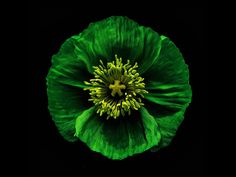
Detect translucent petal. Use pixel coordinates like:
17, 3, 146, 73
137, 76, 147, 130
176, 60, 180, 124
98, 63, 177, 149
143, 36, 192, 148
75, 106, 161, 160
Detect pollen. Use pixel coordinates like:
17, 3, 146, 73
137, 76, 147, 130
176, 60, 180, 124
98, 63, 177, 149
84, 54, 148, 119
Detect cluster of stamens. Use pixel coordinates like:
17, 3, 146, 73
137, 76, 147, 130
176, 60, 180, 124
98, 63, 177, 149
84, 55, 148, 119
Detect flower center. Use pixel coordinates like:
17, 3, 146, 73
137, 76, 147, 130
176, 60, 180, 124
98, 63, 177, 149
84, 55, 148, 119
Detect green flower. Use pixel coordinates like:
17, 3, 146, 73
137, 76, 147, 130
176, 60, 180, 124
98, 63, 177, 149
46, 16, 192, 160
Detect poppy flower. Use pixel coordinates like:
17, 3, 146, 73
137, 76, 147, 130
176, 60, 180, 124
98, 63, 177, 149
46, 16, 192, 160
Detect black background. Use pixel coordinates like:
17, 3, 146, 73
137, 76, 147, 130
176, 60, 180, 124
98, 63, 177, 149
28, 2, 208, 176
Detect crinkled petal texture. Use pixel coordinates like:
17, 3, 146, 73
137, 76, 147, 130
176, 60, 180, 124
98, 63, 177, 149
143, 36, 192, 148
47, 38, 94, 142
75, 106, 161, 159
46, 16, 192, 160
71, 16, 162, 74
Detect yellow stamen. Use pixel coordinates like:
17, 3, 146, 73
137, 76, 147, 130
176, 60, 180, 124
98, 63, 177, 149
84, 54, 148, 119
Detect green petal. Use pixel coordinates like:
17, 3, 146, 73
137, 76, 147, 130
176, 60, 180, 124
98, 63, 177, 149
46, 37, 95, 141
143, 36, 192, 148
75, 106, 161, 160
144, 89, 191, 148
47, 37, 93, 86
46, 76, 92, 142
71, 16, 161, 74
143, 35, 190, 86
